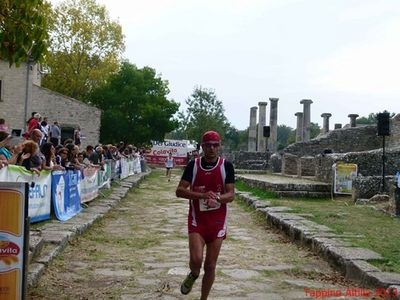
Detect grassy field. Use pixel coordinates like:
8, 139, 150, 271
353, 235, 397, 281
236, 180, 400, 273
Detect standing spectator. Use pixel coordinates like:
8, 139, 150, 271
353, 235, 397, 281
50, 121, 61, 147
40, 116, 50, 145
74, 126, 81, 147
23, 112, 40, 139
0, 118, 9, 133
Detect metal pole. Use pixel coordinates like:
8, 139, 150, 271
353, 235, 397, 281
382, 136, 385, 192
23, 60, 31, 132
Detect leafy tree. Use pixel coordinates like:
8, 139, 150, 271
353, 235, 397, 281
310, 122, 320, 139
88, 61, 179, 145
0, 0, 50, 66
179, 86, 230, 143
42, 0, 124, 100
277, 124, 294, 150
357, 111, 396, 125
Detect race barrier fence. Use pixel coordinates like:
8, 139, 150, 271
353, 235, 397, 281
0, 157, 143, 224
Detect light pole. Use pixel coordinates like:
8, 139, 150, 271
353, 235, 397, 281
23, 55, 35, 131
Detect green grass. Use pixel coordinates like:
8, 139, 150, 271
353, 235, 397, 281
236, 180, 400, 273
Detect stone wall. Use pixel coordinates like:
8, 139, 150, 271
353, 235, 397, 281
223, 151, 269, 170
284, 126, 381, 156
0, 60, 101, 148
281, 153, 298, 175
32, 86, 101, 148
387, 114, 400, 149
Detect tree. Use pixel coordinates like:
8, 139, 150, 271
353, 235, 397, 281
357, 111, 396, 125
179, 86, 230, 143
42, 0, 124, 100
0, 0, 49, 66
88, 61, 179, 145
277, 125, 294, 150
310, 122, 320, 139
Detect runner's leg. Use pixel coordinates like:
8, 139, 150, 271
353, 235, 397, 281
201, 237, 223, 300
188, 232, 205, 276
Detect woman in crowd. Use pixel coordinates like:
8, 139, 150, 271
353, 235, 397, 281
40, 142, 64, 171
0, 131, 22, 166
15, 140, 41, 175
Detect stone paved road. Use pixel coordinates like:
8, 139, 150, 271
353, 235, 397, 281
28, 169, 364, 300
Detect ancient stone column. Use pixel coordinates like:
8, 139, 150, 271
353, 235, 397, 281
268, 98, 279, 153
321, 113, 332, 134
348, 114, 359, 127
334, 123, 342, 129
295, 112, 303, 142
257, 102, 268, 152
248, 106, 258, 151
300, 99, 313, 142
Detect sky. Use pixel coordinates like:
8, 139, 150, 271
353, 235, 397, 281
52, 0, 400, 130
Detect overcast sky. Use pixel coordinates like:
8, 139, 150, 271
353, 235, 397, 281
52, 0, 400, 130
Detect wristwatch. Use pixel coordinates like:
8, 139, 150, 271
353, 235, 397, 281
216, 195, 221, 203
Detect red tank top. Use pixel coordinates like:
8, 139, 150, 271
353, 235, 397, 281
189, 157, 227, 225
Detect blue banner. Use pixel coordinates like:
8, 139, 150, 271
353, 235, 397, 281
51, 170, 81, 221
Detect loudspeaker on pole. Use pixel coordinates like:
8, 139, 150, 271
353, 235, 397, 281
377, 112, 390, 136
263, 126, 270, 138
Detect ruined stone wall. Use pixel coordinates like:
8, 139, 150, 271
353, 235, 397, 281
387, 114, 400, 149
284, 126, 381, 156
223, 151, 269, 170
315, 149, 400, 183
281, 153, 298, 175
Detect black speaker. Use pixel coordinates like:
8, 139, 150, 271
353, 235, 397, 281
377, 113, 390, 136
263, 126, 270, 138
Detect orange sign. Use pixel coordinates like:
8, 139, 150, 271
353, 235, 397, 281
0, 183, 28, 300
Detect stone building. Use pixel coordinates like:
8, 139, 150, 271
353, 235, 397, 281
0, 60, 101, 147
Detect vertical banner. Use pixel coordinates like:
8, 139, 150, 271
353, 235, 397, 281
0, 182, 28, 300
51, 170, 82, 221
333, 163, 358, 194
80, 167, 99, 203
2, 166, 51, 223
97, 161, 111, 189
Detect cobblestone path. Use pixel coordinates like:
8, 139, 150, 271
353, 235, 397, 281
28, 169, 361, 300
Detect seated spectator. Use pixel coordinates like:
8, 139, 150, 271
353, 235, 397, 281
41, 142, 64, 171
16, 140, 41, 175
0, 118, 9, 133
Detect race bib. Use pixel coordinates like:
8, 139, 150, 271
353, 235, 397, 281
199, 199, 221, 212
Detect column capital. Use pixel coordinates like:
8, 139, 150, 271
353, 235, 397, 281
347, 114, 359, 118
300, 99, 313, 105
250, 106, 258, 110
321, 113, 332, 118
258, 101, 268, 106
295, 112, 303, 117
269, 97, 279, 103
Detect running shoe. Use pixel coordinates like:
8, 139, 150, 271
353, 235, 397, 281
180, 272, 198, 295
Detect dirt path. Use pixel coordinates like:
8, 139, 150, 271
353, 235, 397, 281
28, 169, 360, 300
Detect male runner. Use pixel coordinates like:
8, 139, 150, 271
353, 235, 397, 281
176, 130, 235, 299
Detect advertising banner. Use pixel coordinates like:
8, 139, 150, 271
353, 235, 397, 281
0, 182, 28, 300
80, 167, 99, 203
51, 170, 82, 221
333, 163, 358, 194
1, 166, 51, 223
120, 158, 130, 179
145, 139, 191, 166
97, 161, 111, 190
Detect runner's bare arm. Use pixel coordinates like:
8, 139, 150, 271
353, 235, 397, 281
218, 183, 235, 204
176, 179, 215, 200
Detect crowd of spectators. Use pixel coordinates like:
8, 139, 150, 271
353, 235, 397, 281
0, 114, 146, 174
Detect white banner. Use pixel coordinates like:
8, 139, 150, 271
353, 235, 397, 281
1, 165, 52, 222
80, 167, 99, 203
